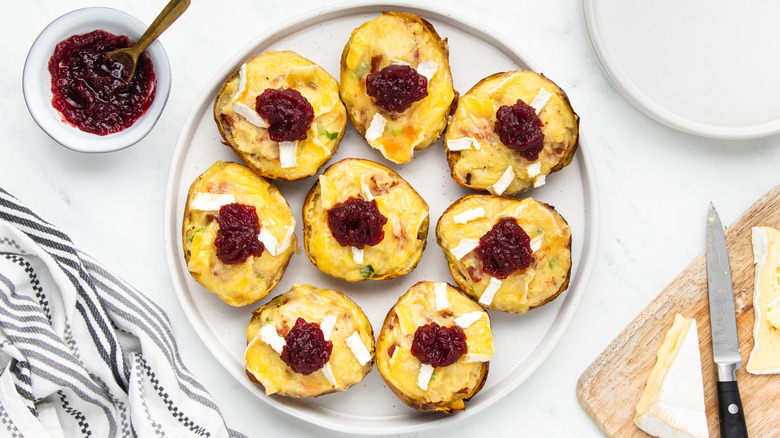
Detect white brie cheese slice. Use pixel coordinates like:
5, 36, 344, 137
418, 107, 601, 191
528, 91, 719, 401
530, 237, 543, 253
352, 247, 364, 264
233, 63, 248, 101
434, 282, 449, 311
747, 226, 780, 374
417, 364, 434, 390
232, 102, 269, 128
321, 362, 337, 387
320, 313, 337, 340
345, 332, 371, 366
454, 311, 484, 329
490, 166, 515, 195
634, 315, 709, 438
462, 353, 491, 363
450, 238, 480, 260
278, 141, 298, 168
479, 277, 502, 306
446, 136, 481, 151
366, 113, 387, 142
533, 174, 546, 188
529, 87, 552, 113
526, 161, 542, 178
259, 324, 286, 354
189, 193, 235, 211
257, 228, 279, 256
416, 59, 438, 81
453, 207, 486, 224
277, 224, 295, 255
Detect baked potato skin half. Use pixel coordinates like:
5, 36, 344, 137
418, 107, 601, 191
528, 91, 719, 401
445, 70, 579, 195
302, 158, 429, 282
182, 161, 296, 307
435, 195, 572, 313
245, 284, 375, 398
340, 11, 457, 163
376, 281, 493, 413
214, 50, 347, 181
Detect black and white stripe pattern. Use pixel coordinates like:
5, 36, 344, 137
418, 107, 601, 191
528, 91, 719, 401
0, 188, 246, 437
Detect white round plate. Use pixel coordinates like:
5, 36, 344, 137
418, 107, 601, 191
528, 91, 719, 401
164, 2, 599, 434
583, 0, 780, 139
22, 7, 171, 153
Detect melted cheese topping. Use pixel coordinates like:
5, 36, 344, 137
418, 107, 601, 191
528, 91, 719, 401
340, 12, 455, 163
746, 226, 780, 374
182, 161, 297, 307
215, 50, 346, 180
444, 70, 578, 195
376, 282, 494, 411
245, 284, 374, 397
436, 195, 571, 313
305, 159, 428, 282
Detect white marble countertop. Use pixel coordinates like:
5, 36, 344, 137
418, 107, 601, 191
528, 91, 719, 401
3, 0, 779, 436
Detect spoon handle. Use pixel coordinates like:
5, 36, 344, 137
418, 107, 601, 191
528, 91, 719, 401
132, 0, 190, 56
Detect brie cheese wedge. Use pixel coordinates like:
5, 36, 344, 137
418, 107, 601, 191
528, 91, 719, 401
746, 226, 780, 374
634, 314, 709, 438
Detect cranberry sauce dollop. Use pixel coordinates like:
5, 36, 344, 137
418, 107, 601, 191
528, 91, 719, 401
494, 99, 544, 161
254, 88, 314, 142
475, 217, 533, 279
327, 197, 387, 249
366, 64, 428, 113
411, 322, 467, 368
280, 318, 333, 375
214, 203, 265, 264
48, 30, 156, 135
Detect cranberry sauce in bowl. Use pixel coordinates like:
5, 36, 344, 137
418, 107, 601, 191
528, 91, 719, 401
23, 7, 171, 152
48, 30, 156, 136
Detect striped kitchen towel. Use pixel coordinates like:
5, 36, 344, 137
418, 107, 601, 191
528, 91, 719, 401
0, 187, 246, 438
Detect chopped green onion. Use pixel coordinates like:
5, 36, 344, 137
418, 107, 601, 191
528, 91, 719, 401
359, 265, 375, 279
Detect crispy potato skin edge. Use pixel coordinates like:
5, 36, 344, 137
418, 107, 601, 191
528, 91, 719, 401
434, 194, 573, 314
301, 158, 429, 282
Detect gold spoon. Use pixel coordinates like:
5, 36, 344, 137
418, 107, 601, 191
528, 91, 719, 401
104, 0, 190, 82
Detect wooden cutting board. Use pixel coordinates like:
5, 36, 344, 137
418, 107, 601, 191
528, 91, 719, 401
577, 184, 780, 437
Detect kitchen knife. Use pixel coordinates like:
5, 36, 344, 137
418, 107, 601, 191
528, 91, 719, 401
705, 203, 749, 437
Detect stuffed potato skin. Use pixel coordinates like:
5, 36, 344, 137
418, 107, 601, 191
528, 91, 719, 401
435, 195, 572, 313
445, 70, 578, 195
245, 284, 375, 398
340, 11, 457, 163
182, 161, 296, 307
302, 158, 429, 282
376, 281, 493, 412
214, 50, 347, 181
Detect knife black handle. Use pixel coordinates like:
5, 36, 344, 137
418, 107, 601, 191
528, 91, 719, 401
717, 380, 748, 437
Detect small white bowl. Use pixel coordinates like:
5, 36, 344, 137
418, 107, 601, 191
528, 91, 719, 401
23, 7, 171, 153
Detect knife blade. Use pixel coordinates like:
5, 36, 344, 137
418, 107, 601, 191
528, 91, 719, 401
705, 202, 748, 437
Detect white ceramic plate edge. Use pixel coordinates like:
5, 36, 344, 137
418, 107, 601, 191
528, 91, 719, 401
164, 1, 600, 434
582, 0, 780, 140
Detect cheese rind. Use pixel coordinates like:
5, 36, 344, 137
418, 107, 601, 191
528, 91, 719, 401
746, 226, 780, 374
634, 314, 708, 438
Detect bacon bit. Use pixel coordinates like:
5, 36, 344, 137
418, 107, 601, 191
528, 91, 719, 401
441, 310, 454, 318
467, 261, 483, 283
368, 172, 396, 197
221, 114, 235, 128
371, 55, 384, 73
387, 344, 397, 358
392, 218, 409, 249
